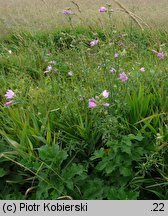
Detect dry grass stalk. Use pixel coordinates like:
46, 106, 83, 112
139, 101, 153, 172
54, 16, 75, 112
71, 1, 82, 13
112, 0, 150, 31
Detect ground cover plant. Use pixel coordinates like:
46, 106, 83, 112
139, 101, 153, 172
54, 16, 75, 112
0, 1, 168, 200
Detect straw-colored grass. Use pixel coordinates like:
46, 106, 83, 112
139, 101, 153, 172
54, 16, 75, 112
0, 0, 168, 35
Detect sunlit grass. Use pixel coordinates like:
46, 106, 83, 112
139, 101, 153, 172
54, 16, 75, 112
0, 0, 168, 200
0, 0, 168, 36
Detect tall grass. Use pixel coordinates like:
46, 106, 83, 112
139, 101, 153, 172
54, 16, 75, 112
0, 0, 168, 37
0, 2, 168, 200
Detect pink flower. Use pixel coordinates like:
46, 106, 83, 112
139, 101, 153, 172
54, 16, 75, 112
47, 65, 52, 71
63, 10, 74, 15
88, 98, 97, 108
139, 67, 145, 72
5, 89, 15, 99
90, 39, 99, 47
119, 72, 128, 82
114, 53, 119, 58
80, 96, 84, 101
102, 90, 109, 98
99, 7, 107, 12
110, 68, 116, 73
157, 52, 164, 59
152, 50, 165, 59
103, 103, 110, 107
4, 100, 13, 107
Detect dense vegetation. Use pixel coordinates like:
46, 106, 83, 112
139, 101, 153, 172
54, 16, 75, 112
0, 5, 168, 199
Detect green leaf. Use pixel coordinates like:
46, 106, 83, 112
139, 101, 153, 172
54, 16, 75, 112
82, 179, 106, 199
0, 130, 19, 148
135, 132, 144, 141
105, 163, 117, 174
128, 134, 136, 140
108, 187, 139, 199
121, 145, 132, 155
38, 145, 68, 166
32, 135, 48, 145
63, 163, 85, 180
119, 167, 132, 177
90, 148, 105, 160
36, 181, 53, 199
96, 157, 111, 172
0, 168, 7, 177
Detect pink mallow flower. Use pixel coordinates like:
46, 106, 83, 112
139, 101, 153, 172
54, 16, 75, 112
152, 50, 165, 59
102, 90, 109, 98
5, 89, 15, 99
114, 53, 119, 58
157, 52, 165, 59
80, 96, 84, 101
63, 10, 74, 15
119, 72, 128, 82
88, 98, 97, 108
110, 68, 116, 73
47, 65, 52, 71
99, 7, 107, 12
103, 103, 110, 107
139, 67, 145, 72
4, 100, 13, 107
90, 39, 99, 47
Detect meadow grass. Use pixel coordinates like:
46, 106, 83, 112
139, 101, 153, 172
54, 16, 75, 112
0, 0, 168, 36
0, 1, 168, 200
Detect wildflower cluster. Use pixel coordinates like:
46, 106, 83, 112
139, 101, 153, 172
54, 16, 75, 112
88, 90, 110, 108
119, 72, 128, 82
90, 39, 99, 47
110, 66, 129, 82
44, 60, 57, 75
4, 89, 15, 107
152, 49, 165, 59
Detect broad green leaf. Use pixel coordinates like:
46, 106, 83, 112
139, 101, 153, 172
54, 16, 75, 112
0, 168, 7, 177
